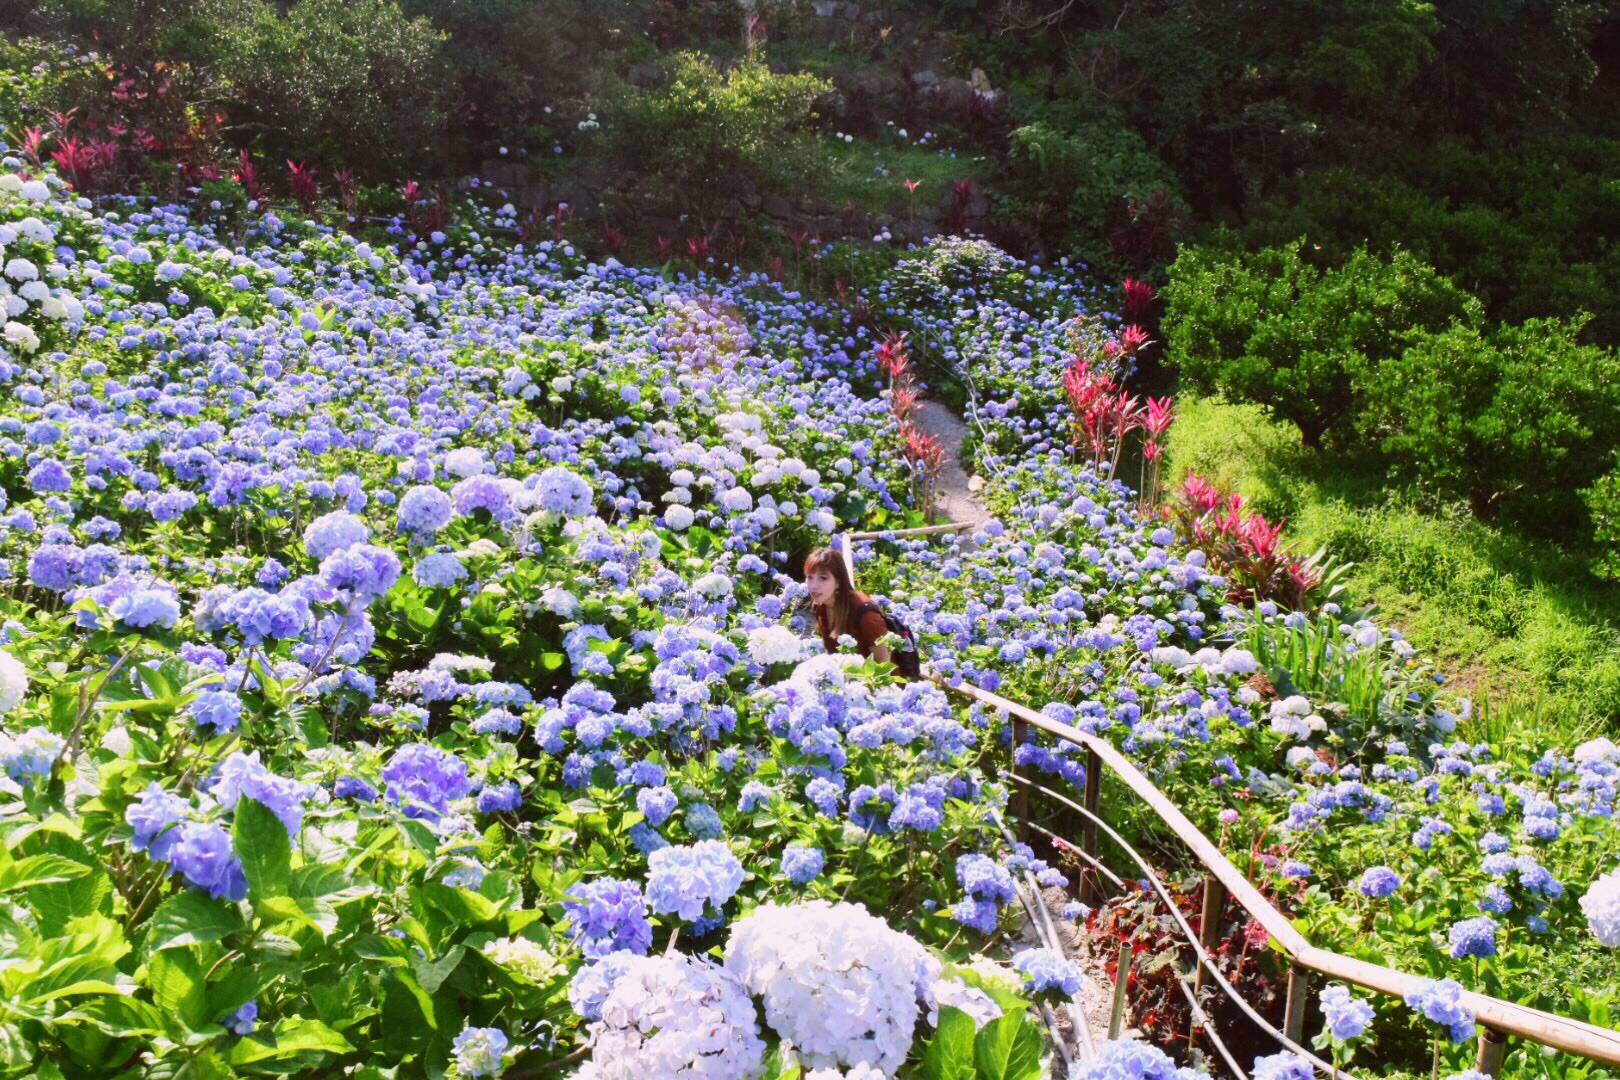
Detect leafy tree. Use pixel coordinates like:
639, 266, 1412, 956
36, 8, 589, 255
220, 0, 450, 174
1355, 315, 1620, 526
1163, 238, 1479, 447
597, 52, 830, 233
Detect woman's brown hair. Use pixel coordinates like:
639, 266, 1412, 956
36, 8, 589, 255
804, 546, 863, 638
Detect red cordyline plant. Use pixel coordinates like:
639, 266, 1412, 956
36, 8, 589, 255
332, 169, 359, 221
287, 161, 319, 212
1123, 277, 1156, 323
900, 421, 946, 519
21, 127, 47, 165
1138, 395, 1175, 511
236, 150, 264, 202
1063, 358, 1144, 480
50, 137, 99, 189
1171, 472, 1337, 611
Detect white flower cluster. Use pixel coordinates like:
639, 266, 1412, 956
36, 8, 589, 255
0, 648, 27, 715
1268, 695, 1325, 740
724, 900, 940, 1074
1580, 866, 1620, 947
747, 626, 807, 666
578, 953, 766, 1079
483, 936, 562, 982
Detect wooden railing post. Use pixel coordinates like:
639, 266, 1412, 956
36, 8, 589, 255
1010, 714, 1030, 841
1283, 966, 1311, 1044
1478, 1027, 1509, 1077
1081, 746, 1101, 904
1193, 873, 1227, 996
1109, 944, 1132, 1040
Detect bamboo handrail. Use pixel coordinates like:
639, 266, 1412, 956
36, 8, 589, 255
945, 678, 1620, 1068
844, 522, 977, 541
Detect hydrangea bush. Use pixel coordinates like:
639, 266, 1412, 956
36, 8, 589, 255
0, 155, 1611, 1080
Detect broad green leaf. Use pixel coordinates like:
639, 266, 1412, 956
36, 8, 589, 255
973, 1010, 1044, 1080
226, 1017, 353, 1067
148, 948, 210, 1032
259, 894, 339, 939
147, 892, 245, 951
57, 995, 170, 1038
412, 945, 465, 995
922, 1005, 979, 1080
233, 796, 291, 902
0, 1022, 34, 1072
0, 854, 91, 892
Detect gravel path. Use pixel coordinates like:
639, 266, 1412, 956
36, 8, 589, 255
1012, 885, 1130, 1075
909, 397, 991, 531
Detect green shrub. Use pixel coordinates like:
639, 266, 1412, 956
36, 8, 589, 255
1001, 108, 1183, 269
1354, 315, 1620, 527
220, 0, 450, 174
596, 52, 830, 233
1163, 238, 1480, 447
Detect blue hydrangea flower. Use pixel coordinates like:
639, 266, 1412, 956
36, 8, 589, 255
221, 1001, 257, 1036
780, 843, 824, 884
1358, 866, 1402, 898
382, 744, 473, 820
1448, 916, 1499, 959
1252, 1052, 1314, 1080
188, 689, 243, 734
1319, 985, 1374, 1041
476, 780, 522, 815
644, 840, 744, 921
1013, 947, 1083, 998
1404, 977, 1477, 1043
451, 1025, 508, 1078
564, 878, 653, 958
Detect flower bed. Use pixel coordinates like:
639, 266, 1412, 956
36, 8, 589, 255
0, 163, 1612, 1080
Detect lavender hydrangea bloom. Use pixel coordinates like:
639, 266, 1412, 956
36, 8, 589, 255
303, 510, 369, 561
1319, 985, 1374, 1041
564, 878, 654, 958
645, 840, 744, 921
1405, 977, 1477, 1043
221, 1002, 257, 1036
169, 820, 247, 901
382, 744, 474, 820
126, 782, 189, 862
396, 485, 453, 535
780, 843, 824, 884
188, 689, 243, 734
1358, 866, 1402, 898
1069, 1039, 1202, 1080
1252, 1052, 1315, 1080
320, 544, 401, 600
476, 780, 522, 814
1012, 947, 1084, 998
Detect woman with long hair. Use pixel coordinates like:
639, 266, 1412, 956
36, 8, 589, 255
803, 546, 891, 666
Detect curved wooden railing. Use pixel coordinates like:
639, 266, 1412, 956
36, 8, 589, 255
950, 680, 1620, 1074
835, 529, 1620, 1075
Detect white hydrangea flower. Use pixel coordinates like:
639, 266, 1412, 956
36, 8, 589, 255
3, 320, 39, 353
693, 572, 733, 599
0, 649, 27, 715
928, 978, 1003, 1029
662, 487, 692, 505
1574, 738, 1619, 765
580, 953, 766, 1079
725, 900, 940, 1074
484, 936, 562, 982
1581, 867, 1620, 947
428, 653, 496, 675
541, 586, 581, 618
665, 505, 695, 531
444, 447, 487, 479
747, 626, 806, 666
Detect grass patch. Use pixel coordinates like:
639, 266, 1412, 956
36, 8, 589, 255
815, 135, 994, 217
1164, 393, 1620, 741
